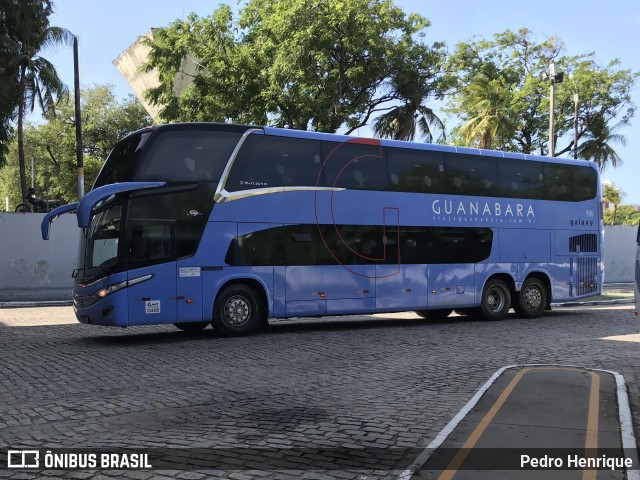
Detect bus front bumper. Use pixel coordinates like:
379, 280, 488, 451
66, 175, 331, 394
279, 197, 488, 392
73, 289, 129, 327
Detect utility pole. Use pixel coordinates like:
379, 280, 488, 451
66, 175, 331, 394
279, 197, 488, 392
543, 61, 564, 157
573, 90, 579, 159
74, 36, 85, 199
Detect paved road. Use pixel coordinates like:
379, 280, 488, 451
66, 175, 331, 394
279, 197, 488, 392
0, 305, 638, 479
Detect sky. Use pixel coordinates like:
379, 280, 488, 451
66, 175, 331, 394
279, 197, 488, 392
45, 0, 640, 203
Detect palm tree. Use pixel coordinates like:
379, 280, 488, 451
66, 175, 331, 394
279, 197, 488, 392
458, 75, 516, 150
602, 184, 622, 225
9, 1, 74, 200
373, 69, 445, 142
576, 115, 627, 172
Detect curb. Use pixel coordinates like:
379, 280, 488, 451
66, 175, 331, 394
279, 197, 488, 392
0, 300, 73, 308
554, 298, 634, 307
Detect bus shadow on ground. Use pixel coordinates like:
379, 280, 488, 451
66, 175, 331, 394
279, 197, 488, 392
73, 307, 601, 346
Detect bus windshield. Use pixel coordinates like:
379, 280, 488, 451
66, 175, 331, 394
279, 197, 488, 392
76, 203, 123, 280
94, 132, 151, 188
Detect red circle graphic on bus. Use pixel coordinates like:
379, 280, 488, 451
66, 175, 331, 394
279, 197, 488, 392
313, 138, 400, 278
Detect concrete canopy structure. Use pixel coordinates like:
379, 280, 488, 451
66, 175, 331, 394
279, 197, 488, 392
113, 29, 199, 120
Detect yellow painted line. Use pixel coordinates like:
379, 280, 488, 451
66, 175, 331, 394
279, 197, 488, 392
437, 367, 530, 480
582, 371, 601, 480
438, 367, 601, 480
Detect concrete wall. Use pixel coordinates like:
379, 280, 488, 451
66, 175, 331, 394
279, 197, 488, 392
603, 225, 638, 283
0, 213, 637, 302
0, 213, 78, 302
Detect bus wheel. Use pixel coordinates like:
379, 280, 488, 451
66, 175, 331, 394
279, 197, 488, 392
174, 321, 209, 332
518, 278, 547, 318
415, 309, 453, 320
213, 284, 260, 336
481, 279, 511, 320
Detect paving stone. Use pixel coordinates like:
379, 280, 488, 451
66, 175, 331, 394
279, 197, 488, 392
0, 305, 637, 480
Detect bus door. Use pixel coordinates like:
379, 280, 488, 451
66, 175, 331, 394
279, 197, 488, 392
126, 221, 178, 325
176, 262, 203, 323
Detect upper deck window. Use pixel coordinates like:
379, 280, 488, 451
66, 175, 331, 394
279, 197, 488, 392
387, 148, 445, 194
321, 141, 388, 191
225, 135, 322, 191
137, 130, 242, 182
497, 158, 544, 199
543, 163, 597, 201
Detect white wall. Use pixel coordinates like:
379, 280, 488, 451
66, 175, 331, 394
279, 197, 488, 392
603, 225, 638, 283
0, 213, 637, 302
0, 212, 78, 302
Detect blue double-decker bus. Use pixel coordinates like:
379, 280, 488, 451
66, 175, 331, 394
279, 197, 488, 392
42, 123, 603, 335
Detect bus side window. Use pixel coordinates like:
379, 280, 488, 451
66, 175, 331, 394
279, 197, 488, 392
497, 159, 543, 199
543, 164, 572, 201
226, 136, 322, 191
128, 224, 174, 263
445, 154, 497, 196
321, 141, 388, 191
386, 148, 444, 194
138, 130, 241, 183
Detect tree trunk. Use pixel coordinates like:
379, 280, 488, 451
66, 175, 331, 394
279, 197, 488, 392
17, 65, 28, 201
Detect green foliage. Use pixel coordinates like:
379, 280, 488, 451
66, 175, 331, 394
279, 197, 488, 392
143, 0, 449, 135
604, 205, 640, 226
447, 28, 638, 169
602, 183, 622, 207
0, 0, 28, 166
0, 0, 75, 199
0, 84, 152, 208
601, 184, 640, 225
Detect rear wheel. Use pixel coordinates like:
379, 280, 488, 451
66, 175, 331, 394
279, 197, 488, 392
15, 203, 31, 213
480, 279, 511, 320
174, 321, 209, 332
212, 284, 261, 336
518, 278, 547, 318
415, 309, 453, 320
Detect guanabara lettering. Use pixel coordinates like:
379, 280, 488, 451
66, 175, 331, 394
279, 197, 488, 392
432, 199, 535, 218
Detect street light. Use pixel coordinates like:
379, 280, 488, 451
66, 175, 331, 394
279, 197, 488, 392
541, 61, 564, 156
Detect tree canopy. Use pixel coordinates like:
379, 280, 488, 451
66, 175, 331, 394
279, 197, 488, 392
0, 84, 152, 207
142, 0, 449, 135
0, 0, 75, 199
446, 28, 637, 170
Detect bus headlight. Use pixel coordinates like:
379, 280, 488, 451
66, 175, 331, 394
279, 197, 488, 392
97, 280, 128, 298
76, 275, 154, 308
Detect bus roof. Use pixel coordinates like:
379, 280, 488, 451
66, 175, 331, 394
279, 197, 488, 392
127, 122, 598, 171
262, 126, 599, 170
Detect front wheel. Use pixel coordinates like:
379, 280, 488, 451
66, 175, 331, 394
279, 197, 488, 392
15, 203, 31, 213
212, 284, 262, 336
480, 279, 511, 320
518, 278, 547, 318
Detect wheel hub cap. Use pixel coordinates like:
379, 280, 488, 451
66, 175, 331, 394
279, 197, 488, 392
525, 287, 542, 309
225, 296, 250, 326
487, 289, 504, 312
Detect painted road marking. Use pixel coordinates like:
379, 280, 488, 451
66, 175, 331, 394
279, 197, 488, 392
398, 364, 639, 480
